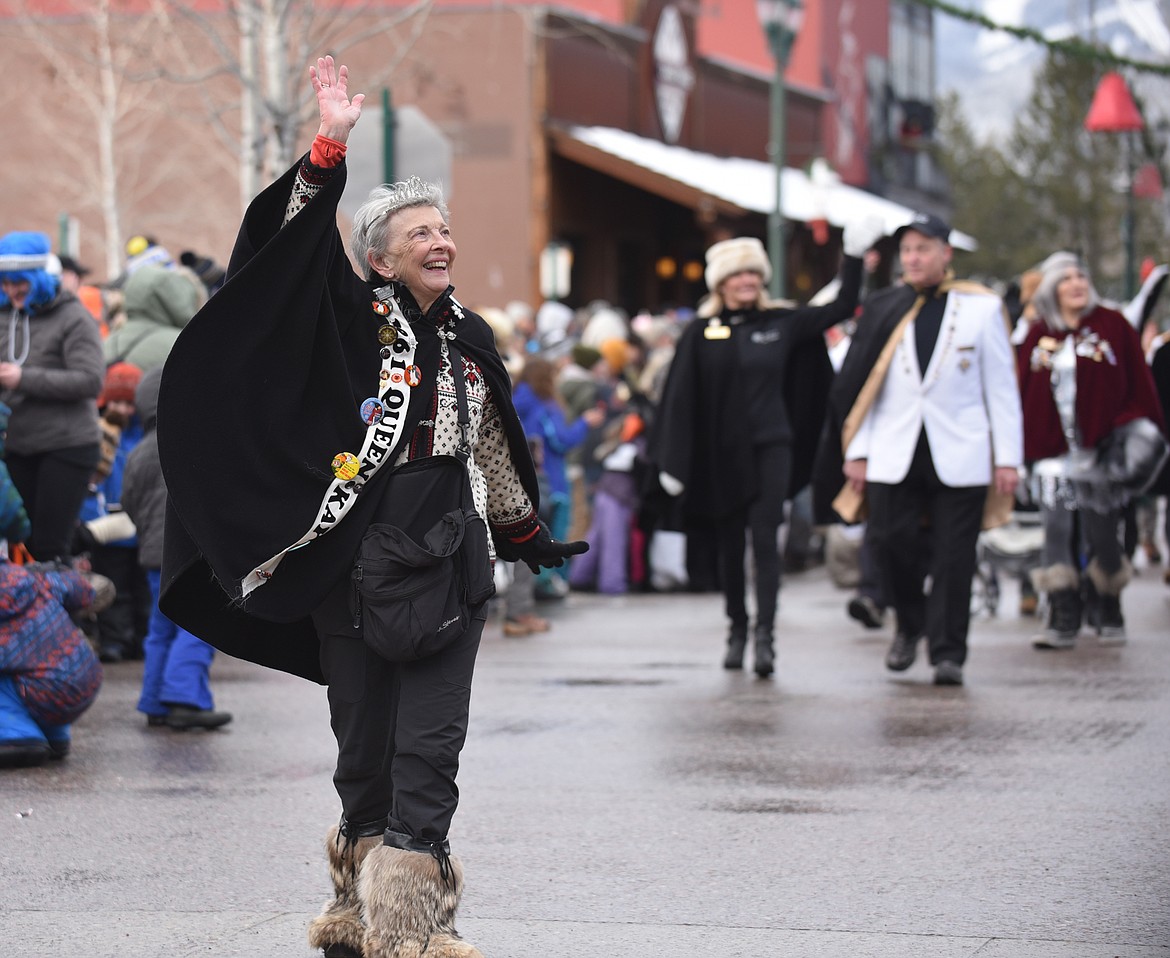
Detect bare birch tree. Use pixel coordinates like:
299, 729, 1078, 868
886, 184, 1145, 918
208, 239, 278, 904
149, 0, 436, 205
0, 0, 179, 276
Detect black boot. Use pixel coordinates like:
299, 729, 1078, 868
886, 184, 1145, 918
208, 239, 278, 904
723, 625, 748, 670
1033, 588, 1081, 649
753, 627, 774, 678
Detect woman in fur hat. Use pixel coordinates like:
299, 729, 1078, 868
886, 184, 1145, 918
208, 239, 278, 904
0, 231, 104, 563
651, 221, 882, 677
1019, 252, 1165, 647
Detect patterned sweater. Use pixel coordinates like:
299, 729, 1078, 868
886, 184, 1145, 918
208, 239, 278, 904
0, 560, 102, 725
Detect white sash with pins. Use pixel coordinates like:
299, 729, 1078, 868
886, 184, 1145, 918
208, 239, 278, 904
240, 285, 419, 597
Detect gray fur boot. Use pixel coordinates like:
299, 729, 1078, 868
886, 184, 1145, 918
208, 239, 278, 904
1029, 562, 1080, 595
307, 822, 384, 957
358, 841, 484, 958
1087, 557, 1132, 642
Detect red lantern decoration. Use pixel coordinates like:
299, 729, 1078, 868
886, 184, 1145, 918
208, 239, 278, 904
1084, 72, 1144, 132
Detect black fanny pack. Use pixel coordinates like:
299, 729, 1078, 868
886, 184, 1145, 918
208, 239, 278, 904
348, 338, 494, 662
351, 453, 494, 661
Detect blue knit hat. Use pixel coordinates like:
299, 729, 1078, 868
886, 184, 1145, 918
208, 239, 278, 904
0, 231, 61, 311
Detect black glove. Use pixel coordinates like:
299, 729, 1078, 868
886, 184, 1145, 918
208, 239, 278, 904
496, 520, 588, 574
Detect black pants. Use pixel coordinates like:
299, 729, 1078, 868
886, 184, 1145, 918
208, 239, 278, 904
89, 544, 151, 656
314, 592, 486, 842
7, 443, 99, 561
866, 433, 985, 666
716, 442, 791, 631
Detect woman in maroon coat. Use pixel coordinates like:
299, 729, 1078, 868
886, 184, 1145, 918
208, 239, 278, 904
1019, 252, 1165, 647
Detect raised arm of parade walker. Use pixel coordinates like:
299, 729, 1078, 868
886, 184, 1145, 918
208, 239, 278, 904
309, 55, 366, 146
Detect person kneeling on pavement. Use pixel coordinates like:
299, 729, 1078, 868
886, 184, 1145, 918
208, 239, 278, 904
0, 556, 106, 767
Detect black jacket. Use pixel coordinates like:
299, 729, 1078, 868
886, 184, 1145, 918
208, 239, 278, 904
157, 158, 537, 683
649, 257, 862, 523
810, 282, 920, 524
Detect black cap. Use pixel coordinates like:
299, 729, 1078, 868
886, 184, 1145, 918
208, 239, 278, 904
893, 211, 952, 244
58, 255, 91, 276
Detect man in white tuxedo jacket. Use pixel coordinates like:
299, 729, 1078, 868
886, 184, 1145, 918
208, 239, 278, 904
841, 213, 1022, 686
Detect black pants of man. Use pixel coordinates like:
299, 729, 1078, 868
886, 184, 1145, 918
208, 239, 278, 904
314, 601, 487, 843
866, 433, 985, 667
716, 442, 791, 632
7, 443, 99, 561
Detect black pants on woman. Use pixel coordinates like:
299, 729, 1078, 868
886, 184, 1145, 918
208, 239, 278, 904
6, 443, 99, 561
716, 442, 791, 632
313, 592, 487, 842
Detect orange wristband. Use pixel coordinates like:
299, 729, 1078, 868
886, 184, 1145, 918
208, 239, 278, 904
310, 134, 347, 168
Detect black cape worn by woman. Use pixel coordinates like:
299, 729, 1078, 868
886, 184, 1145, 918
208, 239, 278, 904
156, 158, 537, 683
650, 299, 850, 525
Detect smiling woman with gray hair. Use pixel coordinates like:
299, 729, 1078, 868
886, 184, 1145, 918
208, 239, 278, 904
156, 55, 587, 958
1019, 251, 1166, 650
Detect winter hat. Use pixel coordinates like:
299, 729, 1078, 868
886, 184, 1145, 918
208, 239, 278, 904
704, 237, 771, 293
598, 337, 631, 375
1032, 251, 1100, 330
125, 235, 175, 275
100, 362, 143, 407
581, 306, 628, 349
535, 300, 573, 339
0, 231, 61, 311
570, 343, 602, 370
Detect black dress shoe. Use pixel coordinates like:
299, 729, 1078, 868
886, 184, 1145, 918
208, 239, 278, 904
885, 632, 918, 672
847, 595, 885, 630
164, 706, 233, 731
933, 661, 964, 686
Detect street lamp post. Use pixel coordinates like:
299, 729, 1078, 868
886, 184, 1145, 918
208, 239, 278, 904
1085, 71, 1145, 300
756, 0, 804, 300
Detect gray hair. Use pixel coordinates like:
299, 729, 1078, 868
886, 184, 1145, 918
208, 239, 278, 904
1031, 250, 1100, 331
351, 175, 450, 281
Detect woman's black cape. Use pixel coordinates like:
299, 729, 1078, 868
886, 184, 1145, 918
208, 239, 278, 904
156, 158, 536, 683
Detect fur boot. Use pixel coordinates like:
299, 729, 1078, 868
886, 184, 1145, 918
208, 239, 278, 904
1029, 563, 1080, 595
1087, 557, 1132, 642
307, 823, 384, 957
1086, 557, 1132, 597
358, 842, 484, 958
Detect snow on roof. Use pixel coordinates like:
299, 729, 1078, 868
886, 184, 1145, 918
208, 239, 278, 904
566, 125, 978, 251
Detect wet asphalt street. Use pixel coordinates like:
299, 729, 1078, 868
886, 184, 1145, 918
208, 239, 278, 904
2, 562, 1168, 958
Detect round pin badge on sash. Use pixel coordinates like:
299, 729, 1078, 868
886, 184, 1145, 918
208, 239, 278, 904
331, 452, 361, 482
372, 300, 390, 316
405, 365, 422, 387
360, 397, 386, 425
377, 324, 398, 345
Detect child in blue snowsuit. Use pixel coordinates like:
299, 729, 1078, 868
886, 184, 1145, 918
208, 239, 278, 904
121, 366, 231, 730
0, 557, 103, 766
